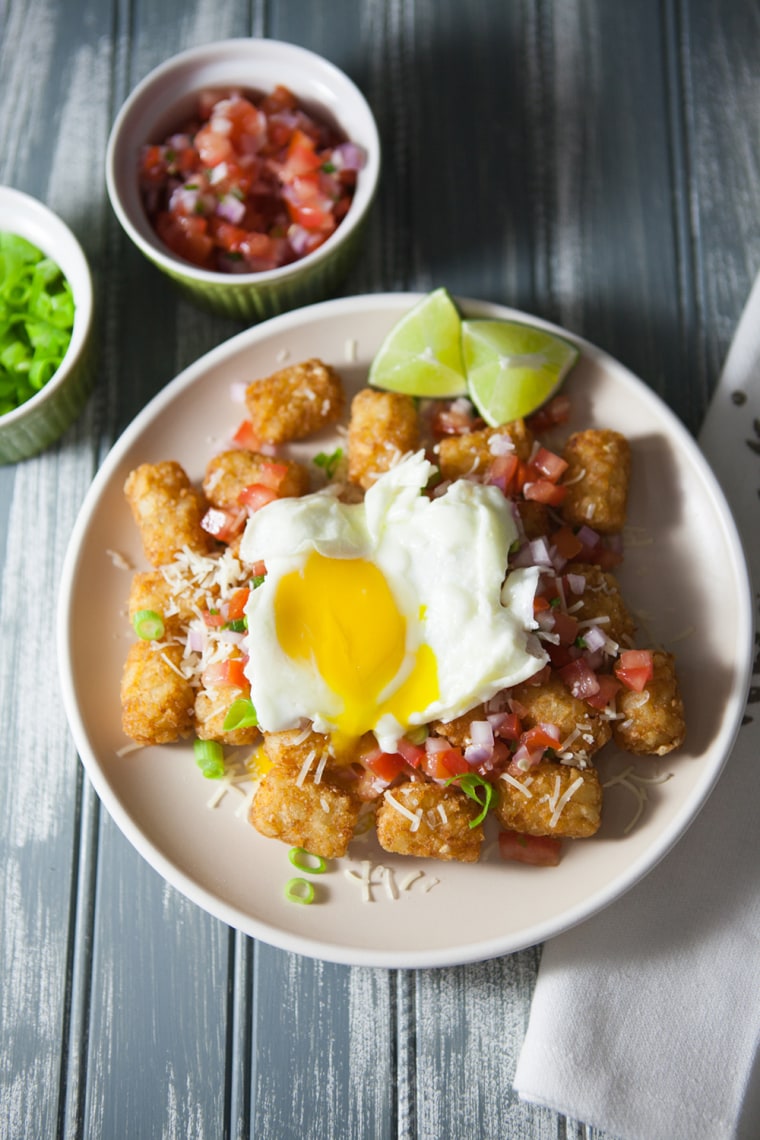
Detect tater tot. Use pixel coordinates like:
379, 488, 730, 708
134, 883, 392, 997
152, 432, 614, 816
437, 420, 533, 481
120, 641, 195, 745
561, 429, 630, 534
249, 764, 361, 858
124, 460, 214, 566
244, 358, 344, 443
430, 704, 488, 749
568, 562, 637, 648
194, 686, 260, 747
128, 570, 197, 637
509, 672, 611, 764
613, 650, 686, 756
375, 780, 483, 862
203, 449, 309, 508
496, 761, 602, 838
347, 388, 420, 489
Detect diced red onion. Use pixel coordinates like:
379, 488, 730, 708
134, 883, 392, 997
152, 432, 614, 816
566, 572, 586, 596
187, 629, 204, 653
209, 162, 229, 185
169, 185, 199, 214
425, 736, 449, 754
486, 711, 507, 730
511, 543, 536, 568
332, 142, 366, 171
465, 744, 493, 766
470, 720, 494, 748
288, 224, 314, 257
576, 524, 600, 549
583, 625, 607, 653
216, 194, 246, 224
536, 610, 556, 632
230, 381, 247, 404
529, 537, 554, 567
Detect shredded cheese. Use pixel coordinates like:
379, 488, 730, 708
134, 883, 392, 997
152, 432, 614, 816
500, 772, 533, 798
549, 775, 584, 828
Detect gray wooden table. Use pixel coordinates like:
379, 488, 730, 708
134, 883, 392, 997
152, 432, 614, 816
2, 1, 759, 1136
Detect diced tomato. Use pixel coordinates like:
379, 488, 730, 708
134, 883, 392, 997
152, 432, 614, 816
201, 657, 250, 691
193, 123, 235, 167
200, 506, 247, 543
395, 737, 426, 769
550, 610, 580, 646
521, 724, 561, 752
545, 642, 576, 671
523, 479, 567, 506
526, 393, 572, 433
530, 447, 568, 482
420, 745, 469, 781
428, 400, 484, 438
238, 483, 279, 513
486, 452, 519, 495
281, 129, 324, 180
559, 657, 601, 700
254, 460, 290, 491
224, 587, 250, 622
494, 713, 523, 742
585, 672, 623, 710
614, 649, 654, 692
498, 830, 562, 867
249, 559, 267, 580
366, 751, 407, 784
533, 595, 552, 613
154, 211, 214, 268
232, 419, 261, 451
202, 609, 226, 628
552, 525, 584, 560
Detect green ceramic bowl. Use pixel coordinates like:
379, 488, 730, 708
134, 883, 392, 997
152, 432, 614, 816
0, 187, 95, 464
105, 38, 381, 321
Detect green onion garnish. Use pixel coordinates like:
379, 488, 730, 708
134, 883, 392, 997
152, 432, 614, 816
224, 617, 247, 633
193, 739, 225, 779
444, 772, 494, 828
222, 697, 259, 732
288, 846, 328, 874
0, 232, 75, 415
405, 724, 429, 746
284, 877, 315, 905
313, 447, 343, 479
251, 575, 266, 589
321, 161, 336, 173
132, 608, 165, 641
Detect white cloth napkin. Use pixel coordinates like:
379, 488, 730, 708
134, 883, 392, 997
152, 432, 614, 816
513, 276, 760, 1140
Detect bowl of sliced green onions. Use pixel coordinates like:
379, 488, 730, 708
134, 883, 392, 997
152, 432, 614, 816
0, 186, 94, 463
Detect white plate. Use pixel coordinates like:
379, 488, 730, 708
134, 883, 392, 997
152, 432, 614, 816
57, 293, 753, 968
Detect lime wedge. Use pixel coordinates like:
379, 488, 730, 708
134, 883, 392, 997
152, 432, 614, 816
368, 287, 468, 398
462, 319, 579, 426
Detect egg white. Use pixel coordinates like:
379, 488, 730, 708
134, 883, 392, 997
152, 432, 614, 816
241, 451, 546, 750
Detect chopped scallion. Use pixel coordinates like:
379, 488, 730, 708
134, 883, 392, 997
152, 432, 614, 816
312, 447, 343, 479
284, 877, 315, 905
222, 697, 258, 731
132, 608, 165, 641
288, 846, 328, 874
193, 738, 225, 779
444, 772, 494, 828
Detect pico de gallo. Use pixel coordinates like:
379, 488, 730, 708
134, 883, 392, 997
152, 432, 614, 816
138, 85, 365, 273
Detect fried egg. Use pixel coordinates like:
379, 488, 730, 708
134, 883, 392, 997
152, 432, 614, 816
240, 451, 545, 752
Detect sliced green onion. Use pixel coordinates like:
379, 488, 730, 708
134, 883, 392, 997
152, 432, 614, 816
132, 608, 165, 640
444, 772, 494, 828
312, 447, 343, 479
288, 846, 328, 874
224, 617, 247, 633
405, 724, 429, 746
284, 877, 315, 905
0, 232, 75, 413
222, 697, 259, 732
251, 574, 266, 589
194, 738, 225, 779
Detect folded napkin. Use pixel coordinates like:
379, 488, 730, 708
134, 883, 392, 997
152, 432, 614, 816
513, 276, 760, 1140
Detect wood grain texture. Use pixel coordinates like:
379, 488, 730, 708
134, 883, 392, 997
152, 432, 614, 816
1, 0, 759, 1137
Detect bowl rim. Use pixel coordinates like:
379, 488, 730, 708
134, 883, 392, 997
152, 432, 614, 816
0, 185, 93, 428
105, 37, 381, 288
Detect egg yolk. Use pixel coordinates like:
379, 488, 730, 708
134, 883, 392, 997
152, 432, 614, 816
274, 551, 439, 739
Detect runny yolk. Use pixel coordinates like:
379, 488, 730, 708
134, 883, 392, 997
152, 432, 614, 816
274, 551, 439, 739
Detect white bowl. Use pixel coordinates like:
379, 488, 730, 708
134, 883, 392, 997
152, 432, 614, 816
0, 187, 94, 463
57, 293, 753, 968
106, 38, 381, 321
